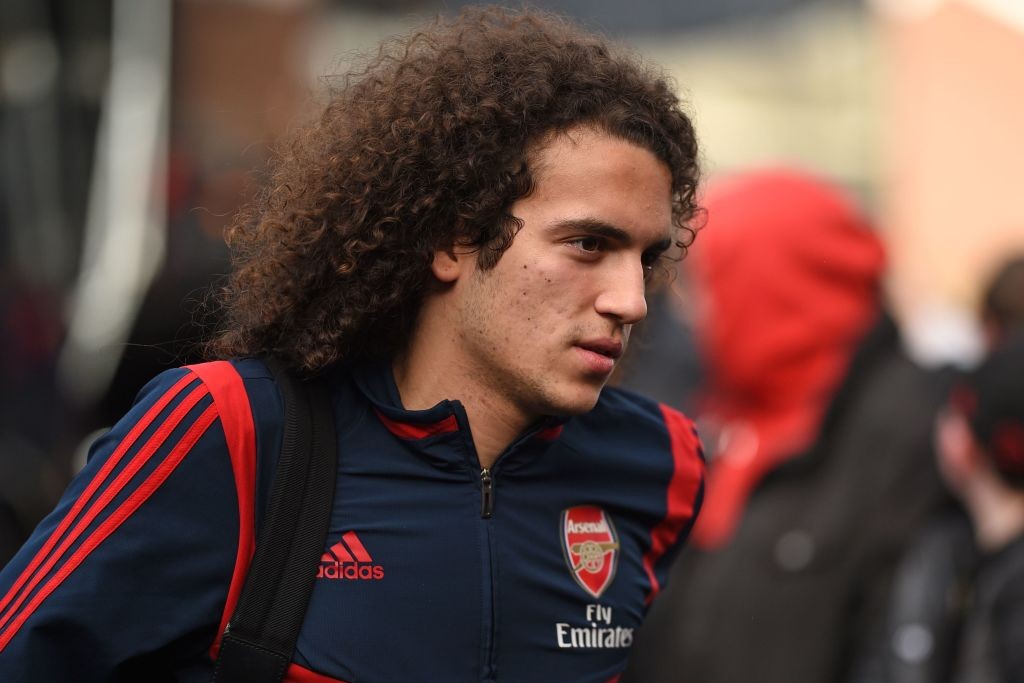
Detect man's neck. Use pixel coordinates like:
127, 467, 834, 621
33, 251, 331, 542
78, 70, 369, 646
392, 342, 533, 469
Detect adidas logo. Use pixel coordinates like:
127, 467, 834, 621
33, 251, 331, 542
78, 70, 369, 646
317, 531, 385, 580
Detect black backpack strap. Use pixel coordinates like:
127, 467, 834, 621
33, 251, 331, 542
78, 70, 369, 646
212, 358, 337, 683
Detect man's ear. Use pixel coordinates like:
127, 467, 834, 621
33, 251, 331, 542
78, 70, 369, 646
431, 247, 465, 283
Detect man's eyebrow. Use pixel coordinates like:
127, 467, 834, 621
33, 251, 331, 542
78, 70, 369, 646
551, 218, 673, 252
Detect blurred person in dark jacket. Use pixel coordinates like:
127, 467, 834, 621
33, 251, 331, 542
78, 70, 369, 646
856, 255, 1024, 683
623, 169, 951, 683
867, 338, 1024, 683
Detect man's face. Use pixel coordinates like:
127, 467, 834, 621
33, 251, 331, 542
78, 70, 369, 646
448, 125, 674, 419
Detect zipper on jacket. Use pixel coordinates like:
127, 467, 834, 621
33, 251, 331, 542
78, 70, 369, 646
480, 467, 494, 519
478, 466, 498, 681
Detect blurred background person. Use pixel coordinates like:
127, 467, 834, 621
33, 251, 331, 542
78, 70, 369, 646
868, 338, 1024, 683
935, 339, 1024, 682
856, 256, 1024, 683
622, 168, 954, 683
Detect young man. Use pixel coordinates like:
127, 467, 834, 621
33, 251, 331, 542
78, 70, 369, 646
0, 8, 704, 682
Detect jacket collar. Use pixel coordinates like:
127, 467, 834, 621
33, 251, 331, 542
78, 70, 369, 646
351, 359, 564, 443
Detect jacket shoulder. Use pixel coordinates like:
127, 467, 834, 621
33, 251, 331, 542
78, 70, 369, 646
584, 386, 702, 456
559, 387, 705, 499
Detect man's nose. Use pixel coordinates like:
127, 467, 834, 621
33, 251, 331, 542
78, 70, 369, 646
594, 259, 648, 325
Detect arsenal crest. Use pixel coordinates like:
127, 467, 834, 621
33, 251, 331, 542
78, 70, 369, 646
561, 505, 620, 599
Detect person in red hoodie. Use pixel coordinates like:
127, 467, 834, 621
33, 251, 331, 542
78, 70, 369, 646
624, 169, 953, 683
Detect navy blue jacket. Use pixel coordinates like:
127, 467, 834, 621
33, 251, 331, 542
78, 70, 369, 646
0, 358, 704, 682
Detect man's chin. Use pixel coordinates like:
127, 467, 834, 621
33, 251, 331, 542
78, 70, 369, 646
543, 386, 604, 417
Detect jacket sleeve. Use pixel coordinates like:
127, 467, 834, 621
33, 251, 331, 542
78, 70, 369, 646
643, 405, 705, 606
0, 366, 252, 681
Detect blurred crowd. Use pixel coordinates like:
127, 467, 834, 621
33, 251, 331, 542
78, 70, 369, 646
2, 0, 1024, 681
619, 169, 1024, 682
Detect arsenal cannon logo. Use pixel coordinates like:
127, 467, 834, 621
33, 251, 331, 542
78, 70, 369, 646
561, 505, 620, 598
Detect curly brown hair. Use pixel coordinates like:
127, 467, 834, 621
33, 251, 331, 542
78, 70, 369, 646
207, 6, 701, 372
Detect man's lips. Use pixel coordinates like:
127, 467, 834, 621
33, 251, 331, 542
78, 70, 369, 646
577, 335, 622, 374
575, 338, 624, 360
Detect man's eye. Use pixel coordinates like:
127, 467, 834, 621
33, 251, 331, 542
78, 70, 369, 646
570, 237, 602, 253
641, 254, 664, 281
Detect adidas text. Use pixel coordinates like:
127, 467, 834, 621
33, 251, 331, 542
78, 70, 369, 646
317, 562, 385, 580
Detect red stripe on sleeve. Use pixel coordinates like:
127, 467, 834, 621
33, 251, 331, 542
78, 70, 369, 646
0, 404, 219, 651
187, 361, 258, 659
641, 406, 705, 606
0, 381, 209, 635
0, 373, 197, 623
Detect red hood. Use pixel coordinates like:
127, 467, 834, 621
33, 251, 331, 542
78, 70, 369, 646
687, 169, 885, 548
